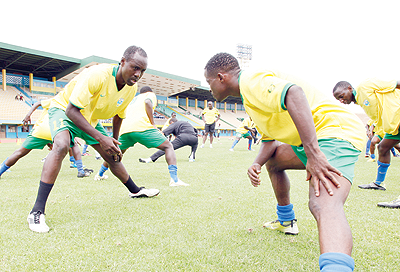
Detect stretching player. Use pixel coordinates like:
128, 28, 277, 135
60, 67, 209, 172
95, 86, 188, 186
333, 79, 400, 194
204, 53, 365, 272
26, 46, 159, 233
229, 116, 257, 151
0, 100, 92, 179
140, 117, 198, 163
366, 123, 400, 164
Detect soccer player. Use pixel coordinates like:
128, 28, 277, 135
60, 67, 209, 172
95, 86, 188, 186
204, 53, 365, 272
26, 46, 160, 233
0, 100, 91, 179
162, 112, 177, 131
229, 116, 257, 151
333, 79, 400, 192
140, 117, 198, 163
200, 101, 220, 148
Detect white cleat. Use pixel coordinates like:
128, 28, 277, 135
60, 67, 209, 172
27, 211, 50, 233
129, 187, 160, 198
169, 178, 190, 186
94, 174, 108, 181
139, 158, 152, 163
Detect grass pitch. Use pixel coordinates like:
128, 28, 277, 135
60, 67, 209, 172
0, 138, 399, 271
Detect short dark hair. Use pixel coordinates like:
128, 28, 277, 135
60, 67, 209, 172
140, 86, 153, 94
123, 46, 147, 61
333, 81, 352, 93
204, 53, 240, 77
169, 117, 178, 124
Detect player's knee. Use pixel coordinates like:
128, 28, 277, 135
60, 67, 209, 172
308, 198, 323, 220
377, 144, 390, 156
53, 143, 69, 157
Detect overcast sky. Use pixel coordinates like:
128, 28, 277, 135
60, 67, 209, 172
2, 1, 399, 112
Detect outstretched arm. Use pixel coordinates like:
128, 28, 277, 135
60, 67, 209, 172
285, 85, 342, 196
22, 101, 42, 125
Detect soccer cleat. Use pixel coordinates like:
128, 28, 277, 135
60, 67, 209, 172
94, 174, 108, 181
263, 219, 298, 235
200, 144, 204, 148
139, 158, 152, 163
229, 148, 234, 152
95, 156, 102, 160
248, 149, 255, 151
358, 182, 386, 191
84, 168, 94, 174
377, 197, 400, 208
169, 178, 190, 186
367, 158, 376, 162
210, 144, 213, 148
70, 162, 77, 168
129, 187, 160, 198
77, 171, 90, 178
27, 211, 50, 233
189, 158, 195, 162
365, 153, 370, 158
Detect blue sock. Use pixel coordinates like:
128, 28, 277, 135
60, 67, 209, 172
168, 164, 178, 183
82, 144, 88, 154
99, 164, 108, 177
319, 253, 354, 272
75, 159, 84, 173
365, 139, 371, 154
0, 159, 10, 176
375, 160, 390, 185
276, 203, 295, 224
231, 139, 239, 149
69, 156, 75, 163
248, 139, 252, 150
370, 154, 376, 159
390, 147, 396, 156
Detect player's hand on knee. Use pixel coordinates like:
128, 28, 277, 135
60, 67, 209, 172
99, 137, 122, 157
247, 163, 262, 187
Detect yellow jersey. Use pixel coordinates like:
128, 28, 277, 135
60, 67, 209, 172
202, 108, 220, 124
120, 92, 158, 134
50, 64, 138, 127
239, 70, 365, 151
236, 117, 255, 134
355, 78, 400, 135
30, 99, 53, 140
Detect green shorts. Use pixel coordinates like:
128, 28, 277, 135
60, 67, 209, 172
376, 135, 383, 141
291, 138, 361, 183
49, 107, 108, 148
384, 131, 400, 141
22, 135, 52, 150
119, 129, 167, 150
236, 132, 251, 138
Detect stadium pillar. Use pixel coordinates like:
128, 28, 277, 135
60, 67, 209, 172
204, 100, 207, 109
186, 97, 188, 109
214, 101, 216, 109
195, 98, 197, 110
52, 77, 56, 94
29, 73, 33, 91
2, 69, 6, 91
235, 103, 237, 113
224, 102, 226, 113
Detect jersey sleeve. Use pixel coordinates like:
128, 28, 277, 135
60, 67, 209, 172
40, 98, 52, 109
69, 69, 104, 109
361, 79, 397, 94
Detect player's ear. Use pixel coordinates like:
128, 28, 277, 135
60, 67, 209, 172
217, 72, 225, 82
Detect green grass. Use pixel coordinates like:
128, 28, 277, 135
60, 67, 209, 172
0, 139, 399, 271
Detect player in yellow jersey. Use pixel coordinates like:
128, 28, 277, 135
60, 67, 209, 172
0, 100, 91, 179
200, 101, 220, 148
95, 86, 188, 186
333, 79, 400, 209
229, 117, 257, 151
26, 46, 159, 233
204, 53, 365, 272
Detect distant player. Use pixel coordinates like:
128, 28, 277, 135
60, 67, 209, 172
200, 101, 220, 148
229, 117, 257, 151
366, 123, 400, 164
26, 46, 159, 233
333, 79, 400, 195
140, 117, 198, 163
0, 100, 92, 179
95, 86, 188, 186
204, 53, 365, 272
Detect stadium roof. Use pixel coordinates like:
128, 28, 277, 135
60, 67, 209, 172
169, 86, 243, 104
0, 42, 202, 98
